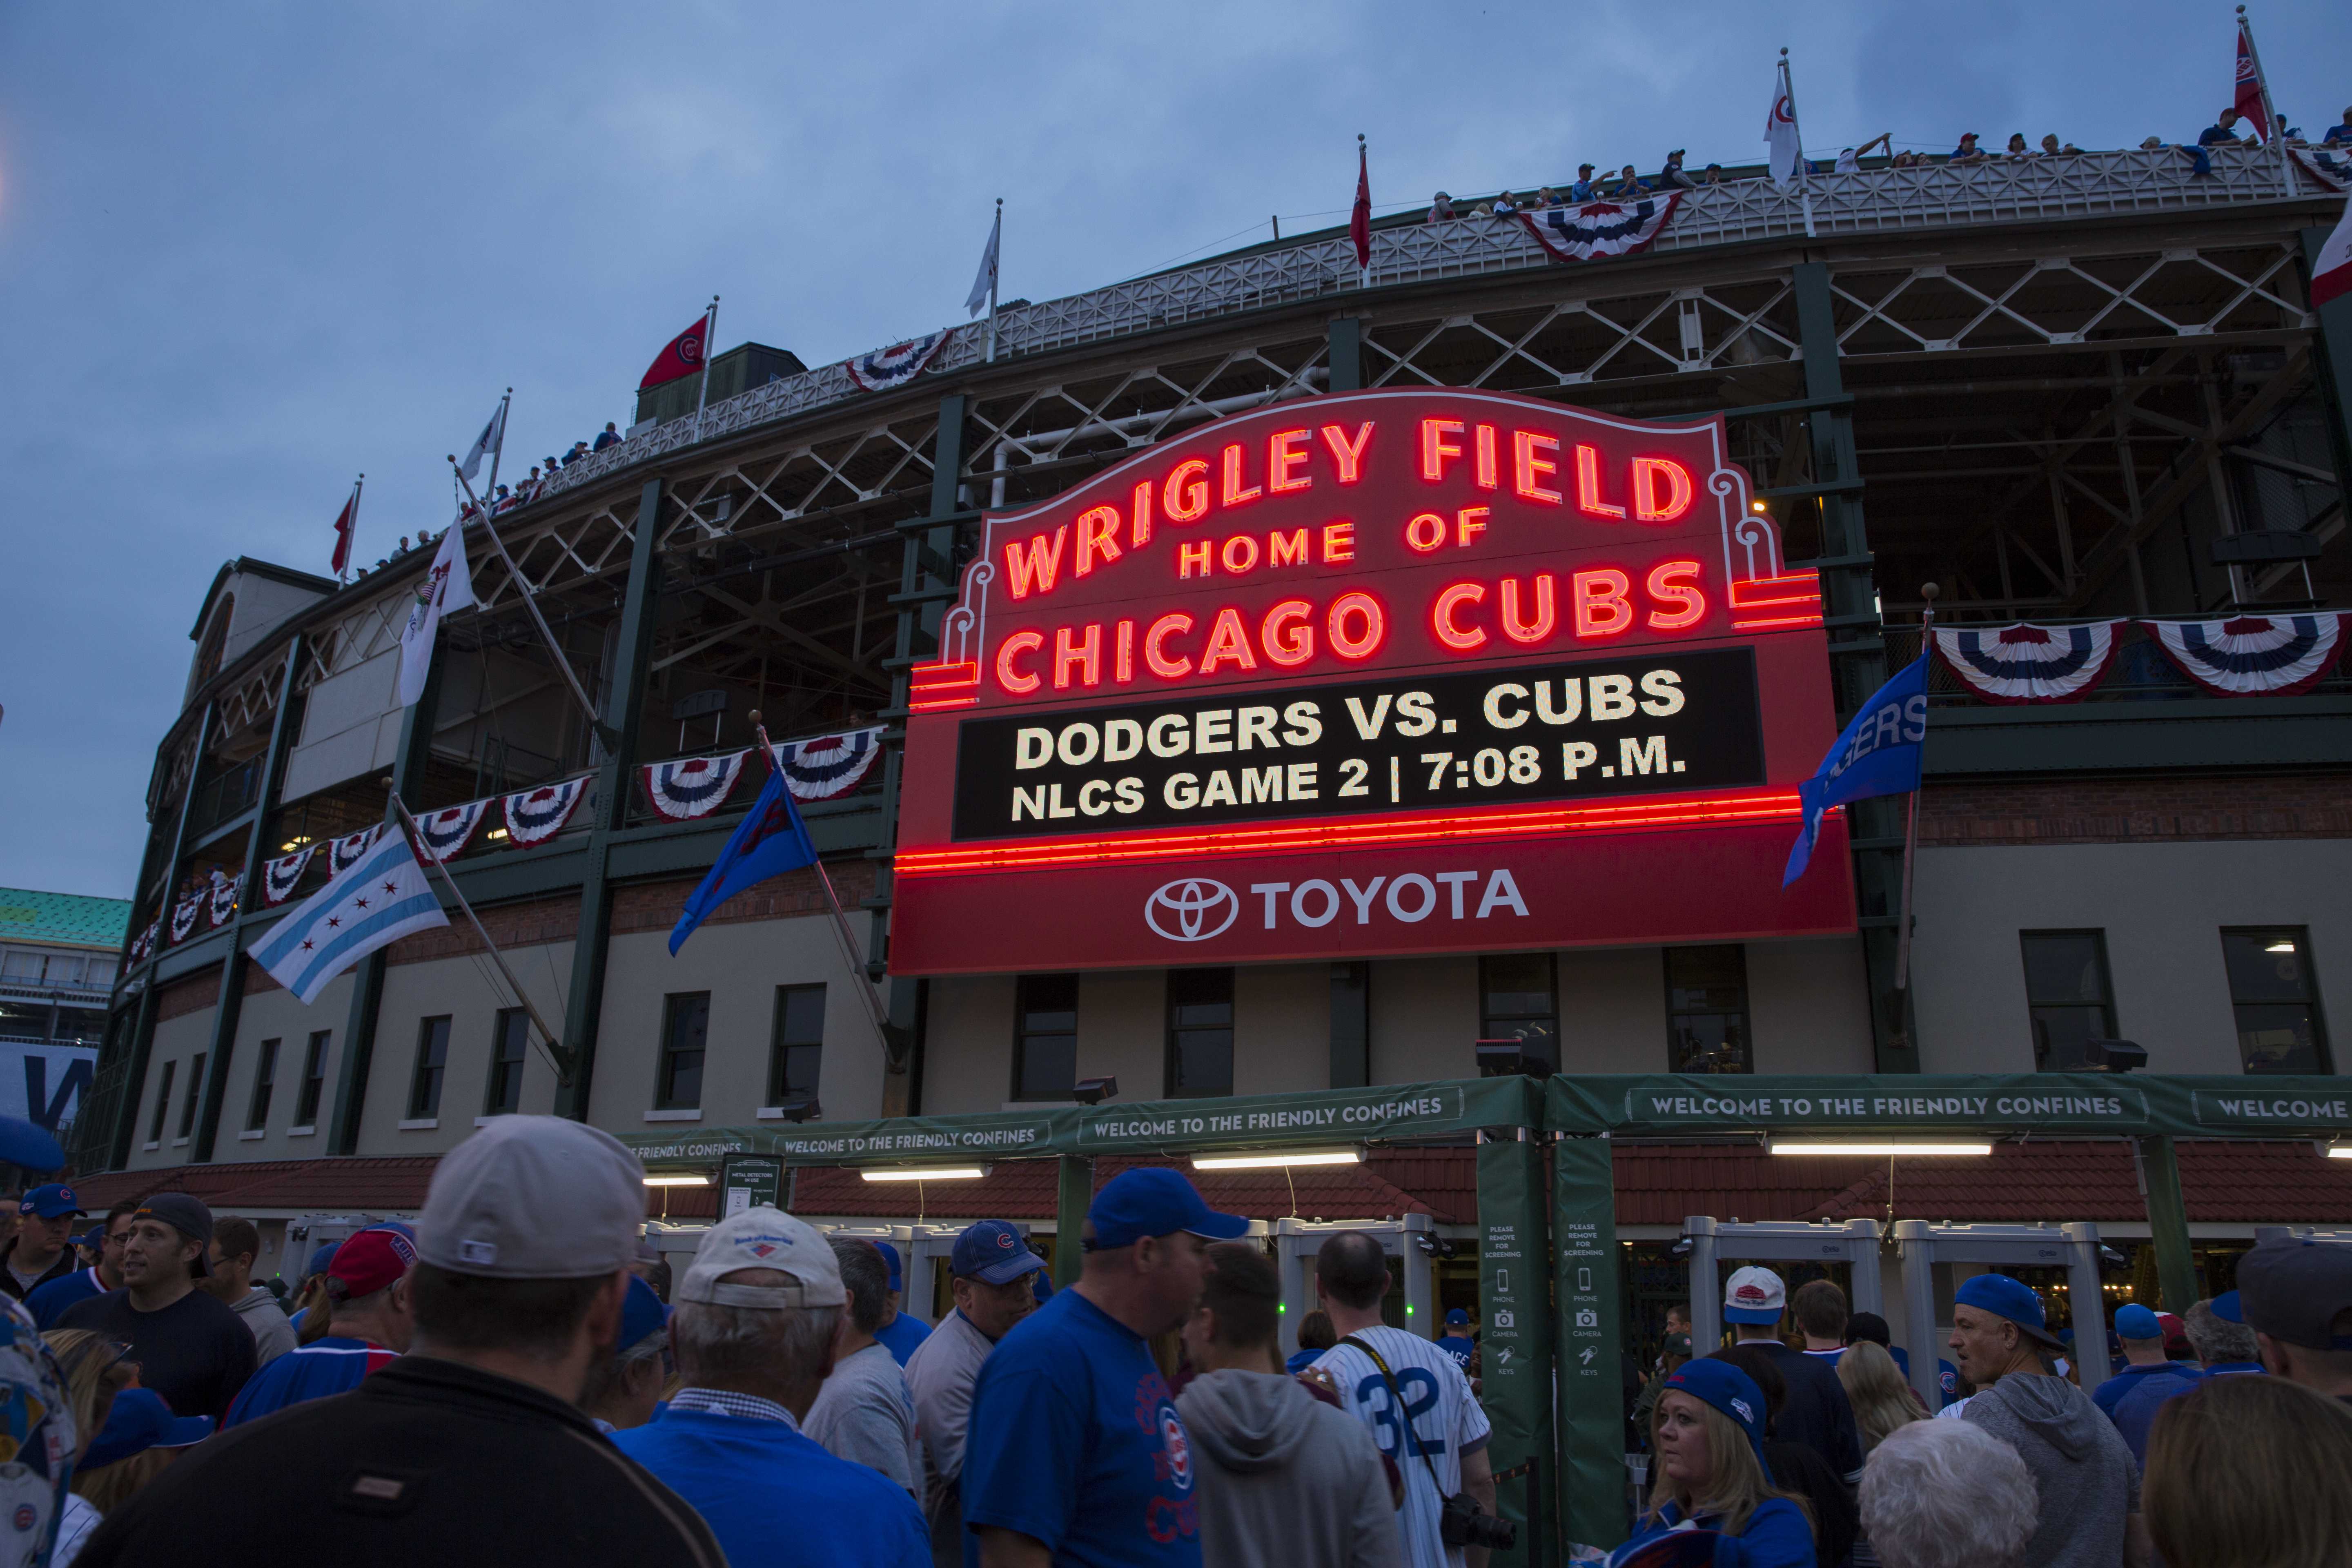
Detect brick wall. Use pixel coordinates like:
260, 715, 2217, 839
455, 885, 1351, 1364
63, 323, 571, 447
387, 895, 582, 965
1920, 773, 2352, 847
155, 969, 220, 1021
608, 858, 880, 937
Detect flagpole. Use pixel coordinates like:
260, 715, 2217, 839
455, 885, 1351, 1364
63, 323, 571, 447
446, 457, 607, 742
1892, 582, 1936, 994
748, 710, 901, 1059
1357, 134, 1370, 290
694, 296, 719, 440
985, 198, 1001, 364
385, 785, 574, 1077
2237, 6, 2288, 183
1782, 48, 1817, 239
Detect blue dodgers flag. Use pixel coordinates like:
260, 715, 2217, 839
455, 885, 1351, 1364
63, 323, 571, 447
1784, 652, 1930, 885
670, 766, 820, 954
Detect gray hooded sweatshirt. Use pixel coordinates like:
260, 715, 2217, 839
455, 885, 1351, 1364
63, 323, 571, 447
1962, 1372, 2140, 1568
1177, 1369, 1405, 1568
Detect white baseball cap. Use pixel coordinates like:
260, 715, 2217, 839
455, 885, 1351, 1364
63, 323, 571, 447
678, 1206, 846, 1310
1723, 1265, 1787, 1325
418, 1115, 645, 1280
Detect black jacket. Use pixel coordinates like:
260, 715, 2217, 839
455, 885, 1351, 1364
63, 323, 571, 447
1748, 1341, 1864, 1478
75, 1355, 724, 1568
0, 1238, 77, 1301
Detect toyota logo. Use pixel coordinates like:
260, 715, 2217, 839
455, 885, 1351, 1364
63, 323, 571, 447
1145, 878, 1238, 942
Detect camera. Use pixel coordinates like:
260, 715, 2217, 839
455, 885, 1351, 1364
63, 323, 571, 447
1439, 1493, 1518, 1551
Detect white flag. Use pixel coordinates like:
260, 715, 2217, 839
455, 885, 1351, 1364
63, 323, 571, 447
1765, 65, 1803, 188
460, 401, 506, 483
396, 521, 475, 706
964, 207, 1000, 318
250, 828, 448, 1004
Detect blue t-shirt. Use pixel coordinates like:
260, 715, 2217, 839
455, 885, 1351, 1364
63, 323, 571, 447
24, 1268, 104, 1330
2108, 1364, 2202, 1466
1434, 1334, 1475, 1369
2091, 1360, 2187, 1419
1282, 1346, 1325, 1376
615, 1406, 926, 1568
1610, 1497, 1814, 1568
962, 1288, 1199, 1568
874, 1312, 932, 1367
225, 1336, 398, 1426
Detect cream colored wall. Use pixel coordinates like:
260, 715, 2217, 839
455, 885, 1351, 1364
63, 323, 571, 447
356, 944, 574, 1154
129, 1009, 218, 1167
1232, 964, 1327, 1095
921, 974, 1015, 1114
211, 971, 360, 1157
1748, 938, 1876, 1074
1367, 954, 1479, 1083
589, 914, 882, 1131
1557, 947, 1669, 1073
1075, 970, 1164, 1106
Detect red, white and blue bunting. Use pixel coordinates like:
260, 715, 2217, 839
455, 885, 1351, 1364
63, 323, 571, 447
330, 826, 382, 876
1518, 191, 1683, 263
131, 919, 158, 964
169, 895, 202, 945
1931, 621, 2124, 704
262, 844, 317, 906
2292, 147, 2352, 193
772, 726, 884, 801
208, 873, 243, 928
502, 775, 590, 847
846, 330, 953, 393
641, 750, 751, 821
413, 800, 489, 864
2145, 613, 2347, 697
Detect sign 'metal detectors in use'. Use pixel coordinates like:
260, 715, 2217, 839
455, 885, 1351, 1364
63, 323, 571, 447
890, 387, 1855, 973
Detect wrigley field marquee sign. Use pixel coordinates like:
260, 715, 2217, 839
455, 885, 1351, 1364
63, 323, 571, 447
889, 387, 1854, 974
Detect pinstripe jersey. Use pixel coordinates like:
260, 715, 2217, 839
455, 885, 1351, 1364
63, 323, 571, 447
1312, 1326, 1491, 1568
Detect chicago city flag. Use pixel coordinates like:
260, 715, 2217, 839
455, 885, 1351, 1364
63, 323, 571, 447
396, 521, 474, 706
252, 828, 448, 1004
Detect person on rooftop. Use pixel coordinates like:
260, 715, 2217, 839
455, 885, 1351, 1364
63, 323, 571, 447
1836, 133, 1893, 172
2201, 107, 2257, 150
1568, 164, 1597, 201
1488, 189, 1519, 215
592, 420, 623, 450
2325, 108, 2352, 146
2040, 133, 2082, 156
2004, 133, 2035, 160
1948, 132, 1989, 165
1606, 163, 1649, 197
1890, 147, 1924, 167
1702, 162, 1728, 183
1426, 191, 1455, 223
1657, 149, 1697, 188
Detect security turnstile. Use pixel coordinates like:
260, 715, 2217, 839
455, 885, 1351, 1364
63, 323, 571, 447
1894, 1221, 2108, 1410
1274, 1214, 1436, 1356
1683, 1217, 1885, 1356
2254, 1225, 2352, 1243
281, 1213, 412, 1286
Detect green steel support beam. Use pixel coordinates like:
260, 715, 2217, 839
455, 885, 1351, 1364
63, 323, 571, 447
1054, 1155, 1093, 1289
193, 638, 305, 1162
108, 702, 214, 1168
1793, 261, 1918, 1073
1479, 1133, 1557, 1568
2137, 1135, 2201, 1314
329, 654, 441, 1156
1550, 1136, 1624, 1555
2300, 226, 2352, 514
1327, 317, 1363, 392
555, 477, 668, 1122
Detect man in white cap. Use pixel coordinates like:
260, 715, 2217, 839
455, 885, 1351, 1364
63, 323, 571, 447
615, 1206, 928, 1568
73, 1116, 724, 1568
1722, 1264, 1862, 1479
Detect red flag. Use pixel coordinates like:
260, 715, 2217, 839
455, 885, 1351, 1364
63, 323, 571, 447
2311, 198, 2352, 309
640, 309, 712, 390
1349, 141, 1372, 272
329, 484, 359, 576
2233, 22, 2270, 143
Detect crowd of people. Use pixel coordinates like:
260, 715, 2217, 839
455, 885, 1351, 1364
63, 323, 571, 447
345, 420, 628, 579
1424, 105, 2352, 223
1, 1121, 2347, 1567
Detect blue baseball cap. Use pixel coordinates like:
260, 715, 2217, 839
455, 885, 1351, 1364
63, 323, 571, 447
950, 1221, 1047, 1285
1445, 1308, 1471, 1326
874, 1241, 904, 1293
2114, 1303, 2161, 1340
82, 1389, 212, 1470
303, 1243, 339, 1281
1956, 1273, 2065, 1349
2210, 1290, 2243, 1324
618, 1273, 668, 1353
1662, 1359, 1770, 1471
17, 1185, 80, 1219
1085, 1168, 1249, 1252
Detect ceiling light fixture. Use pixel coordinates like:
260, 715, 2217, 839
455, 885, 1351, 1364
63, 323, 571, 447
859, 1165, 989, 1183
641, 1174, 711, 1187
1770, 1140, 1993, 1157
1192, 1149, 1362, 1171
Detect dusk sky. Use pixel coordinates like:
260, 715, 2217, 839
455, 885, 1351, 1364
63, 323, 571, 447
3, 3, 2346, 898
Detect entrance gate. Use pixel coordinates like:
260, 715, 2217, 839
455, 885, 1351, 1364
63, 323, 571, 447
1682, 1217, 1885, 1354
1893, 1221, 2110, 1409
1273, 1215, 1437, 1356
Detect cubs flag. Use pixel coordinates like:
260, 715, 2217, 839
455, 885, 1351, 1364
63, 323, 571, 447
253, 828, 448, 1004
1764, 61, 1803, 187
1519, 193, 1682, 263
396, 521, 474, 706
670, 764, 820, 955
965, 206, 1000, 318
2311, 194, 2352, 310
2233, 21, 2270, 143
329, 481, 361, 576
1784, 652, 1929, 885
641, 310, 711, 389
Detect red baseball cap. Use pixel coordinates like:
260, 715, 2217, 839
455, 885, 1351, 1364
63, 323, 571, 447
2154, 1310, 2192, 1356
329, 1227, 417, 1301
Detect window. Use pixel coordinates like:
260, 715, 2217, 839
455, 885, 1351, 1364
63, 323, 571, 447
1167, 968, 1235, 1098
2221, 929, 2330, 1074
486, 1009, 529, 1115
176, 1053, 206, 1139
408, 1017, 451, 1119
148, 1060, 177, 1143
54, 1009, 105, 1045
85, 957, 115, 987
1012, 974, 1079, 1101
1665, 946, 1752, 1074
2020, 931, 2116, 1068
1482, 953, 1560, 1074
657, 993, 710, 1109
246, 1038, 279, 1131
769, 985, 826, 1105
1, 952, 39, 979
295, 1031, 330, 1126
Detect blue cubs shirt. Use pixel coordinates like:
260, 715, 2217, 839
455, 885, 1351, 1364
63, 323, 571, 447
874, 1311, 931, 1367
614, 1405, 926, 1568
961, 1287, 1198, 1568
24, 1268, 104, 1330
224, 1337, 398, 1426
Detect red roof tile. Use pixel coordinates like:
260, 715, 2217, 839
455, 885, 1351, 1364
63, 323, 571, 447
71, 1158, 439, 1215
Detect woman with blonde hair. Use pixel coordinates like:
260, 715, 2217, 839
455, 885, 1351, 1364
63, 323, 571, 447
2145, 1372, 2352, 1568
1612, 1359, 1816, 1567
1838, 1339, 1927, 1453
42, 1328, 135, 1565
